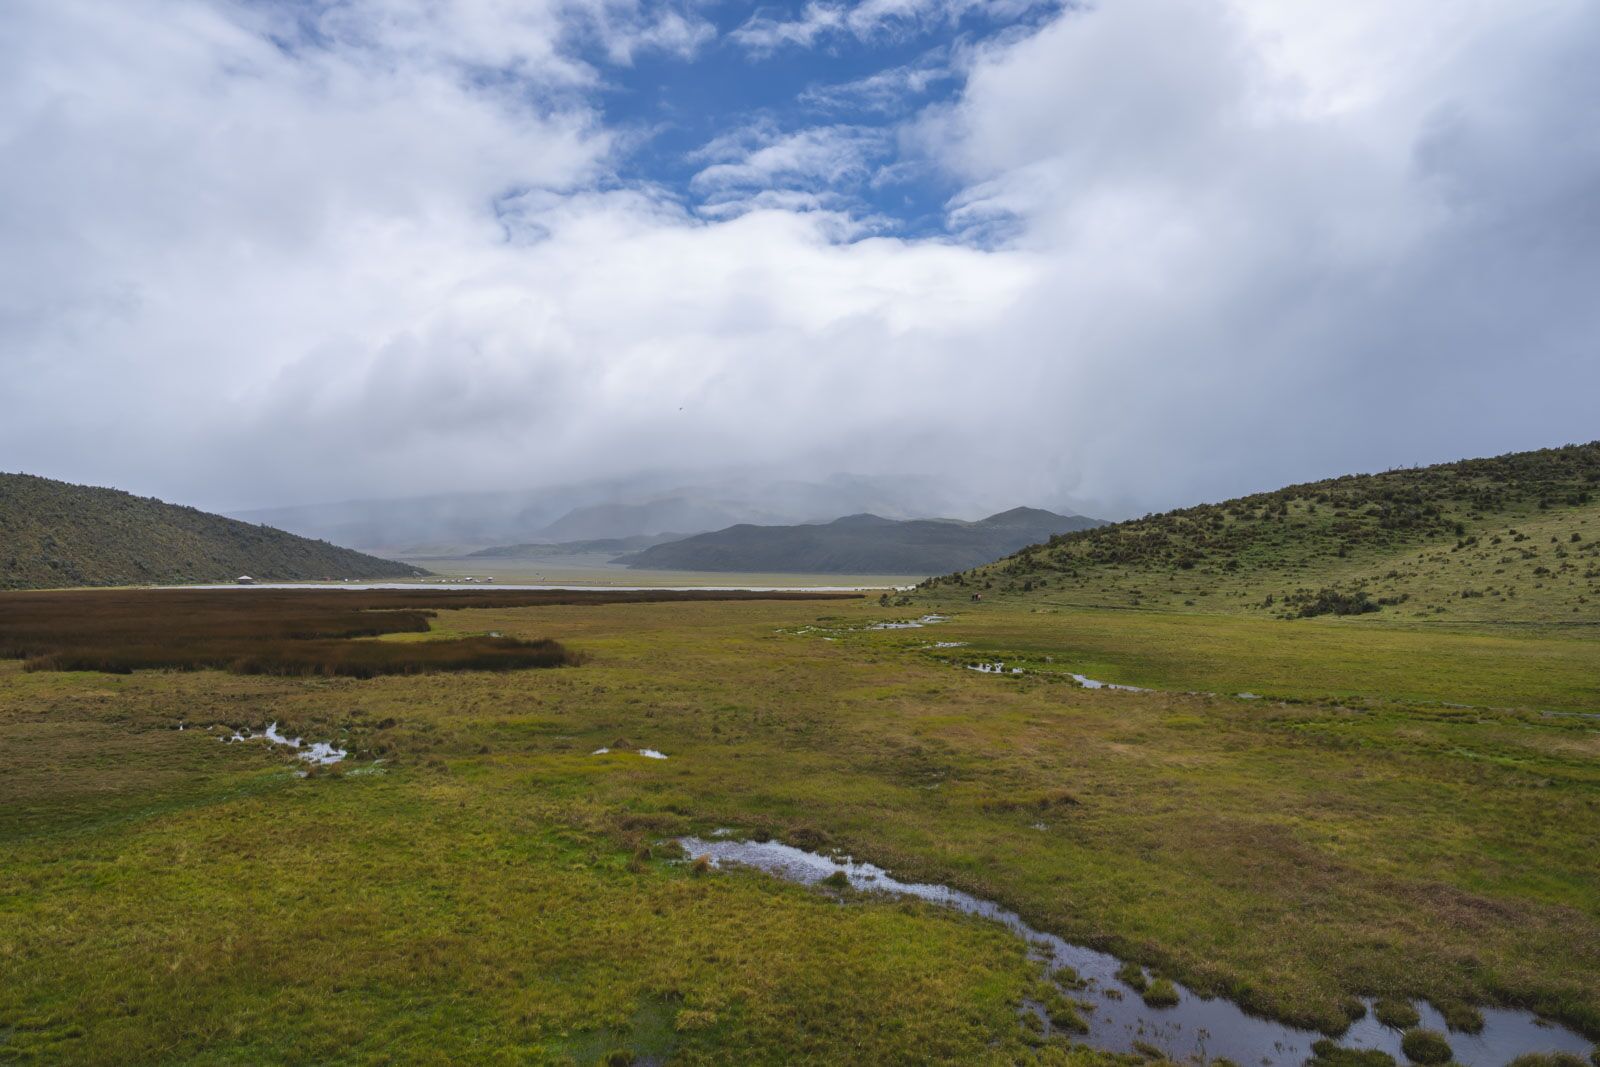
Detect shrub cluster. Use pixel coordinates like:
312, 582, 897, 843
0, 588, 858, 677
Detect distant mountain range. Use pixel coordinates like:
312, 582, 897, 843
463, 533, 681, 559
616, 508, 1105, 574
0, 473, 418, 590
230, 473, 1061, 555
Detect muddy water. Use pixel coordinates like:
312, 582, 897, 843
677, 838, 1593, 1065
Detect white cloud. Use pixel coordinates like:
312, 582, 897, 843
2, 0, 1598, 520
914, 0, 1600, 511
689, 123, 892, 202
732, 0, 1057, 53
800, 50, 955, 114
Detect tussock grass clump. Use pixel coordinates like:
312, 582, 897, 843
821, 870, 850, 889
1506, 1055, 1591, 1067
1116, 961, 1149, 993
1399, 1028, 1452, 1064
1053, 964, 1087, 990
1307, 1039, 1398, 1067
1438, 1001, 1484, 1033
1142, 977, 1180, 1008
1042, 991, 1089, 1033
1375, 998, 1421, 1029
983, 788, 1082, 813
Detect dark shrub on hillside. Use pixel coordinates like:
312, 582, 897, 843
1288, 588, 1382, 618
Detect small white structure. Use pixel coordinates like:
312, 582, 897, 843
235, 575, 255, 585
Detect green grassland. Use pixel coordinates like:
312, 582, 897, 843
3, 591, 1598, 1064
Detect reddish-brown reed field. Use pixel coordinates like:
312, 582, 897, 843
0, 588, 861, 677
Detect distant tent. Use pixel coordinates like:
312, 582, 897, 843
236, 575, 255, 584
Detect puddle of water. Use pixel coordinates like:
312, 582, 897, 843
967, 662, 1024, 674
263, 722, 348, 765
219, 722, 347, 765
869, 614, 948, 630
677, 837, 1594, 1066
1068, 673, 1149, 692
593, 747, 669, 759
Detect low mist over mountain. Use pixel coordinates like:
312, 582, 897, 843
233, 473, 1028, 554
619, 507, 1104, 575
465, 534, 680, 560
0, 473, 417, 590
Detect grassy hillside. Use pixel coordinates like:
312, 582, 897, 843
624, 507, 1105, 575
929, 443, 1600, 623
0, 473, 421, 589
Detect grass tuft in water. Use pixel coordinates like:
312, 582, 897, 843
1141, 977, 1180, 1008
1307, 1039, 1398, 1067
1399, 1028, 1453, 1064
1042, 991, 1089, 1034
1116, 961, 1149, 993
1053, 964, 1087, 990
1375, 998, 1421, 1029
1438, 1001, 1484, 1034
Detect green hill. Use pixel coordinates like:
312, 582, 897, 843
928, 443, 1600, 622
621, 507, 1105, 575
0, 473, 422, 589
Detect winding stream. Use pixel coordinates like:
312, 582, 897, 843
678, 837, 1593, 1065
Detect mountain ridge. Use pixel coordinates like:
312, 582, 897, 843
620, 508, 1105, 575
0, 473, 420, 590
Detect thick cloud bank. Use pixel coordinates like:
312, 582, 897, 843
2, 0, 1597, 517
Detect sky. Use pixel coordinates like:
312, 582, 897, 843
2, 0, 1597, 519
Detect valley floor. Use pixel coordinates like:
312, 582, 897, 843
1, 593, 1597, 1064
